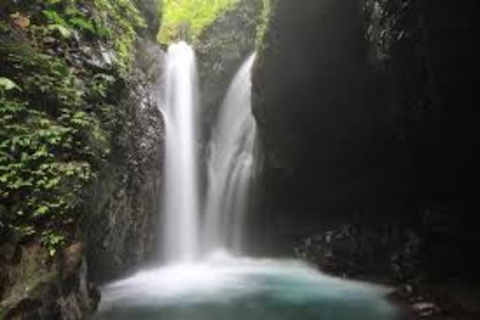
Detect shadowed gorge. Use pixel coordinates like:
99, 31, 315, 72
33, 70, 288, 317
1, 0, 479, 319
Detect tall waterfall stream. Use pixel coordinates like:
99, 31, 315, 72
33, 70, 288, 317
162, 42, 200, 262
95, 43, 398, 320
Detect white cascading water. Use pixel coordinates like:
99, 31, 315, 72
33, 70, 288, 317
203, 54, 257, 252
96, 45, 397, 320
162, 42, 200, 262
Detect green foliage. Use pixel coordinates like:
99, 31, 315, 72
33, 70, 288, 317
256, 0, 277, 50
0, 45, 107, 251
0, 0, 144, 252
47, 24, 72, 38
159, 0, 239, 44
12, 0, 144, 73
41, 230, 66, 256
92, 0, 145, 72
0, 77, 21, 92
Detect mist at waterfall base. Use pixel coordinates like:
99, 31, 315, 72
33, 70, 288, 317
95, 43, 398, 320
96, 253, 395, 320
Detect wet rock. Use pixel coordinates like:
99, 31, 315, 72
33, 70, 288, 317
252, 0, 406, 251
61, 243, 84, 280
1, 243, 99, 320
81, 40, 165, 284
82, 45, 116, 70
136, 0, 162, 40
412, 302, 439, 317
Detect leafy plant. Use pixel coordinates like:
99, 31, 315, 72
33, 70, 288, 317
0, 77, 21, 93
41, 230, 66, 256
0, 0, 145, 252
47, 24, 72, 38
159, 0, 239, 44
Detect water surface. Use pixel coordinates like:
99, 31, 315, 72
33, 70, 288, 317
96, 252, 396, 320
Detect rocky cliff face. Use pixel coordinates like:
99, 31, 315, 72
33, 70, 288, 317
365, 0, 480, 202
252, 0, 407, 246
0, 1, 165, 318
1, 243, 99, 319
81, 40, 165, 284
252, 1, 480, 315
252, 0, 479, 266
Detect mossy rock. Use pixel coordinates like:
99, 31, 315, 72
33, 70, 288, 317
1, 242, 98, 319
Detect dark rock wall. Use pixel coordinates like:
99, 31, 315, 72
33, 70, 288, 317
366, 0, 480, 203
136, 0, 162, 40
252, 4, 480, 317
81, 40, 165, 284
252, 0, 479, 259
78, 0, 165, 287
79, 0, 164, 285
252, 0, 408, 248
1, 243, 99, 319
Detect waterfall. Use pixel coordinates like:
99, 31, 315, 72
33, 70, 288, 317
203, 54, 257, 253
98, 47, 397, 320
162, 42, 200, 262
160, 45, 257, 260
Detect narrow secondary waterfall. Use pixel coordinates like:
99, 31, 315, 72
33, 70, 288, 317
162, 42, 200, 262
204, 54, 257, 252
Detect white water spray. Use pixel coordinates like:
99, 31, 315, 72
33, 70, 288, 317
162, 42, 200, 262
204, 54, 258, 252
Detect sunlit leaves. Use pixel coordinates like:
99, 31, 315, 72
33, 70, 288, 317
48, 24, 72, 38
0, 77, 21, 92
40, 230, 66, 256
159, 0, 239, 44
